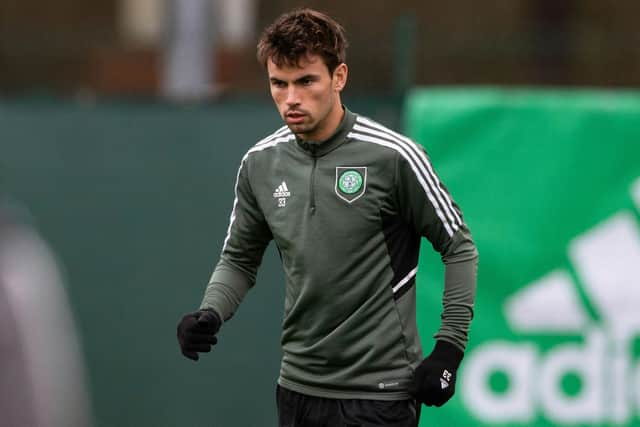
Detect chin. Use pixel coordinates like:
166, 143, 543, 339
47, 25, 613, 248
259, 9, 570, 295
289, 123, 314, 134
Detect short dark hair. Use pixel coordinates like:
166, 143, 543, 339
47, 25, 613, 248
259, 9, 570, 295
257, 8, 348, 74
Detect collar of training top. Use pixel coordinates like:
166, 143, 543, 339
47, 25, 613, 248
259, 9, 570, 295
295, 107, 356, 157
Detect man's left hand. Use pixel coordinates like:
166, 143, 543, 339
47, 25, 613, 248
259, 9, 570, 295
409, 340, 464, 407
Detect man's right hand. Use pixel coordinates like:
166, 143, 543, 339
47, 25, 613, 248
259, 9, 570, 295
177, 309, 221, 361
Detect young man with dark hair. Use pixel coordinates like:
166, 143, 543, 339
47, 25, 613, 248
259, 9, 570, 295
177, 8, 478, 426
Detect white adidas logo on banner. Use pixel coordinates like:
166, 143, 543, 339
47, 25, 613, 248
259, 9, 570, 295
462, 177, 640, 425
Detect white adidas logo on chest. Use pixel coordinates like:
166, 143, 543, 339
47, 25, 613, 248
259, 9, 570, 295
273, 181, 291, 207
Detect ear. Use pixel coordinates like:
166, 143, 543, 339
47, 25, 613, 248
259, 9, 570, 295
332, 63, 348, 92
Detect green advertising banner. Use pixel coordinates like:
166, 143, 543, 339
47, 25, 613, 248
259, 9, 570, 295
406, 88, 640, 427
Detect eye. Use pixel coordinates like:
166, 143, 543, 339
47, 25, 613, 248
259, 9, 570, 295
300, 78, 313, 86
271, 80, 286, 88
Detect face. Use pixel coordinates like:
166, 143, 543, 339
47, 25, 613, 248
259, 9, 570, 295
267, 54, 348, 141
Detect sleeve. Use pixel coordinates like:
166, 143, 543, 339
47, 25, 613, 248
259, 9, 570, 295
395, 145, 478, 351
200, 155, 273, 322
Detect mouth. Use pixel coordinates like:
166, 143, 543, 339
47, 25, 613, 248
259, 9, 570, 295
285, 111, 306, 124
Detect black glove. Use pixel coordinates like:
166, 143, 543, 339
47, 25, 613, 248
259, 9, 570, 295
177, 309, 221, 361
409, 340, 464, 407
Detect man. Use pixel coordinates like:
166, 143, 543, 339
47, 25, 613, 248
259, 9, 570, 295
177, 8, 478, 426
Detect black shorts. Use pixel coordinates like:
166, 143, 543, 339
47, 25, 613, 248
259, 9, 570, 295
276, 385, 420, 427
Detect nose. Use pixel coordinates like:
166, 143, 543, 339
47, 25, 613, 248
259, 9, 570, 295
285, 86, 300, 107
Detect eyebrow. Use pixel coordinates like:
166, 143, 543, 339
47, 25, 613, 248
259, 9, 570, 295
269, 74, 320, 84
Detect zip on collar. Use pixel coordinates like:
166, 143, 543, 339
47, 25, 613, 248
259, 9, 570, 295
296, 107, 356, 157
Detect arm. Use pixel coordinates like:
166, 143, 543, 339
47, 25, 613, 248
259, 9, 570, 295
394, 144, 478, 406
178, 155, 273, 360
201, 154, 273, 321
395, 146, 478, 350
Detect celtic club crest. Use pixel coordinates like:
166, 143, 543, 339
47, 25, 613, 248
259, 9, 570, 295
335, 167, 367, 203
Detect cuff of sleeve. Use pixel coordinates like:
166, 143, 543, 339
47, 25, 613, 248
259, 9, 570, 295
199, 264, 253, 321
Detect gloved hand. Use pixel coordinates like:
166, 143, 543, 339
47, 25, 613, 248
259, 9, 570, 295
177, 309, 221, 361
409, 340, 464, 407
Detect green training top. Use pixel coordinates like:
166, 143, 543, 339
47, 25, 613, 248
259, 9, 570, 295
200, 108, 478, 400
